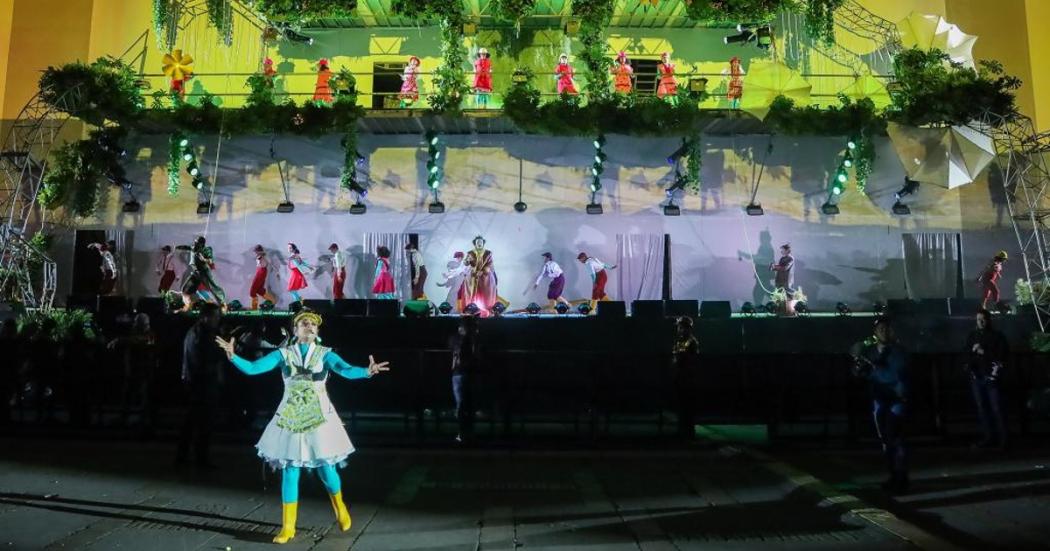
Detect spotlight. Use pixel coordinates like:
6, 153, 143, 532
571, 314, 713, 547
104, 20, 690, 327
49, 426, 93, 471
821, 202, 839, 215
836, 302, 852, 316
663, 203, 681, 216
193, 178, 205, 190
277, 201, 295, 213
741, 301, 756, 316
438, 302, 453, 315
349, 203, 367, 215
196, 202, 213, 214
764, 301, 777, 314
425, 130, 439, 146
526, 302, 541, 315
795, 301, 810, 315
895, 177, 920, 200
593, 135, 606, 148
227, 300, 243, 311
464, 303, 480, 316
891, 201, 911, 215
260, 299, 275, 312
595, 151, 608, 163
183, 152, 193, 161
178, 138, 190, 148
755, 25, 773, 49
590, 176, 602, 193
187, 161, 199, 176
514, 201, 528, 213
577, 302, 592, 315
724, 25, 756, 45
843, 151, 854, 168
745, 203, 764, 216
282, 27, 314, 44
121, 200, 141, 213
428, 201, 446, 214
492, 302, 506, 316
555, 302, 570, 314
835, 170, 848, 184
586, 203, 603, 215
847, 138, 857, 150
591, 162, 604, 176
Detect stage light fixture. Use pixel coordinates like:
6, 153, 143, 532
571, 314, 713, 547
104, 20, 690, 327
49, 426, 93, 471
277, 201, 295, 213
492, 303, 506, 316
227, 300, 243, 311
663, 203, 681, 216
526, 302, 542, 315
591, 162, 604, 176
426, 131, 439, 146
428, 201, 446, 214
586, 203, 603, 214
260, 300, 275, 312
595, 151, 608, 163
282, 27, 314, 44
891, 201, 911, 215
577, 302, 592, 315
843, 152, 854, 168
121, 200, 141, 213
847, 138, 857, 150
745, 203, 764, 216
196, 202, 213, 214
193, 178, 205, 190
178, 137, 190, 148
795, 301, 810, 315
764, 301, 777, 314
438, 302, 453, 315
742, 302, 756, 316
835, 170, 848, 184
514, 201, 528, 213
755, 25, 773, 49
895, 176, 920, 200
183, 152, 193, 161
724, 24, 755, 45
187, 161, 199, 176
821, 202, 839, 215
590, 176, 602, 193
464, 303, 480, 316
555, 302, 570, 314
349, 203, 367, 215
836, 302, 852, 316
593, 135, 606, 148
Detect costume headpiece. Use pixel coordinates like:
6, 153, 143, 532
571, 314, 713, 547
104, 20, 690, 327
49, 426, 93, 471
293, 309, 323, 327
473, 235, 485, 245
408, 55, 420, 65
730, 56, 740, 64
453, 251, 464, 259
478, 47, 488, 55
542, 252, 553, 259
329, 243, 339, 250
264, 57, 274, 65
617, 51, 628, 61
995, 250, 1008, 260
318, 58, 329, 68
253, 244, 265, 253
781, 243, 791, 251
577, 252, 588, 260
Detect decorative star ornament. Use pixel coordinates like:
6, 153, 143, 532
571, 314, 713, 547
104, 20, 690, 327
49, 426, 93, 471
162, 49, 194, 80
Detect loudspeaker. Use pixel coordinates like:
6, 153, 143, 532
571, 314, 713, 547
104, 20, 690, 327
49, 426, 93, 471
333, 299, 368, 316
135, 297, 166, 317
665, 299, 699, 318
597, 301, 626, 318
917, 298, 949, 316
66, 295, 98, 312
303, 299, 334, 314
631, 300, 665, 318
949, 297, 981, 316
885, 299, 915, 316
403, 300, 432, 318
699, 301, 732, 320
368, 299, 400, 318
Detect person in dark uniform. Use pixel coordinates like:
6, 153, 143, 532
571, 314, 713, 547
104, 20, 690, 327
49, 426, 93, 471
851, 317, 910, 493
177, 303, 223, 467
449, 315, 480, 443
671, 316, 700, 438
177, 236, 226, 312
966, 309, 1010, 449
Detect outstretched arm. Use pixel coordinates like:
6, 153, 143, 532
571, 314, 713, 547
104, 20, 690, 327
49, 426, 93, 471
216, 337, 282, 375
326, 351, 391, 380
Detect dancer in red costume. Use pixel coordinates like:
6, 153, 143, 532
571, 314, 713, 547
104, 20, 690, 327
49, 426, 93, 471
577, 251, 616, 311
611, 51, 633, 94
473, 48, 493, 108
313, 59, 334, 104
656, 52, 678, 104
979, 251, 1008, 309
286, 243, 314, 305
555, 54, 578, 96
372, 246, 396, 299
399, 56, 421, 107
156, 245, 177, 294
250, 245, 277, 309
722, 56, 745, 109
329, 243, 347, 300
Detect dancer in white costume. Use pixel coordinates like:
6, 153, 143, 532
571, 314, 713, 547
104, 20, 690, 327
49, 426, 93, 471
215, 310, 390, 544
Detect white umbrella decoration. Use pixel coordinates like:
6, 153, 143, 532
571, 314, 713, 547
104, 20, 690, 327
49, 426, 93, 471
887, 122, 996, 190
897, 12, 977, 69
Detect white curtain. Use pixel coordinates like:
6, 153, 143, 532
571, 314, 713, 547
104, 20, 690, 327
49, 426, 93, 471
902, 232, 960, 299
616, 233, 664, 304
363, 232, 409, 299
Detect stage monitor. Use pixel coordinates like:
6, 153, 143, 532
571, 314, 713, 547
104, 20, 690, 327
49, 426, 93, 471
665, 300, 699, 318
700, 301, 732, 320
597, 301, 626, 318
631, 300, 664, 318
403, 300, 432, 318
368, 299, 400, 318
948, 297, 981, 316
302, 299, 334, 314
333, 299, 368, 316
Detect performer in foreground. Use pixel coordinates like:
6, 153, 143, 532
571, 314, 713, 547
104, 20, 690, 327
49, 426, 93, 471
328, 243, 347, 300
286, 243, 314, 305
577, 251, 616, 311
656, 52, 678, 104
156, 245, 177, 294
405, 242, 428, 300
178, 236, 226, 311
531, 252, 569, 312
250, 245, 277, 310
465, 236, 498, 314
372, 246, 396, 299
555, 54, 578, 96
215, 310, 390, 544
979, 250, 1008, 310
437, 251, 468, 312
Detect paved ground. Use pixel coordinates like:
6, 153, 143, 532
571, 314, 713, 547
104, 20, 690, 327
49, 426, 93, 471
0, 438, 925, 551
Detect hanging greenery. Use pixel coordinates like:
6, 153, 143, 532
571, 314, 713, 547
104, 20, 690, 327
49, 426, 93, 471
889, 48, 1021, 127
391, 0, 469, 112
152, 0, 175, 51
205, 0, 234, 45
684, 0, 783, 23
686, 132, 702, 194
764, 94, 884, 135
853, 133, 875, 192
573, 0, 615, 101
800, 0, 845, 46
168, 132, 184, 196
246, 73, 277, 107
39, 57, 143, 126
251, 0, 357, 24
493, 0, 535, 23
39, 128, 127, 218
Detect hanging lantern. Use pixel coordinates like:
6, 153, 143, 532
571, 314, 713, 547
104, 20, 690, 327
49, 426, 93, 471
162, 49, 195, 81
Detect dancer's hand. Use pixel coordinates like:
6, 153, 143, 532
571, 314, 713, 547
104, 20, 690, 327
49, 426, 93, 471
367, 355, 390, 377
215, 336, 236, 359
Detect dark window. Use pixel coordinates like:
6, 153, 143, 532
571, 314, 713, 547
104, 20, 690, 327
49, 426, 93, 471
372, 62, 406, 109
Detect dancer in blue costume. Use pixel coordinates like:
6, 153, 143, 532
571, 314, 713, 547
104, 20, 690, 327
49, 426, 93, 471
215, 310, 390, 544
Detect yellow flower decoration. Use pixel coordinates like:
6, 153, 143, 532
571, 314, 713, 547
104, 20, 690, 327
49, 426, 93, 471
162, 49, 194, 80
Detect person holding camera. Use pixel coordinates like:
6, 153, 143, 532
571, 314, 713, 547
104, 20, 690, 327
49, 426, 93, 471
966, 309, 1009, 450
850, 317, 910, 493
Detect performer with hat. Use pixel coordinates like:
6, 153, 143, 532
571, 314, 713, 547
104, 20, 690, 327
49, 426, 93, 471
328, 243, 347, 300
437, 251, 468, 312
313, 58, 334, 104
405, 242, 428, 300
400, 56, 421, 107
577, 252, 616, 311
177, 236, 226, 311
465, 236, 499, 314
473, 48, 493, 108
979, 250, 1008, 310
612, 51, 634, 94
657, 52, 678, 104
532, 252, 569, 312
555, 54, 578, 96
722, 56, 745, 109
215, 310, 391, 544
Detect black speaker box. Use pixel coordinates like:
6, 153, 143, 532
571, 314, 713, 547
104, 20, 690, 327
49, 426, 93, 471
948, 297, 981, 316
96, 296, 132, 323
333, 299, 368, 316
368, 299, 400, 318
699, 301, 732, 320
135, 296, 166, 316
66, 294, 98, 312
596, 301, 626, 318
631, 300, 665, 318
666, 299, 699, 318
303, 299, 334, 314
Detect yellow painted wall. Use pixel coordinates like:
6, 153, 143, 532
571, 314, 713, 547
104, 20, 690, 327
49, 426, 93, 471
0, 1, 14, 124
1024, 0, 1050, 131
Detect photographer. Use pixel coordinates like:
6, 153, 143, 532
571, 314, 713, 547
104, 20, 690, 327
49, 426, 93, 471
850, 317, 910, 493
966, 309, 1009, 450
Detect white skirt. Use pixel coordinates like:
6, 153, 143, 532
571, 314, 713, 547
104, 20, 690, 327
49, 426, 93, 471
256, 379, 355, 469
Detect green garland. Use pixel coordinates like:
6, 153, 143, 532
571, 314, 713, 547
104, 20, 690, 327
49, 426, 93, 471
16, 308, 95, 341
684, 0, 783, 23
152, 0, 175, 51
853, 133, 875, 192
573, 0, 614, 101
493, 0, 535, 23
391, 0, 469, 112
251, 0, 357, 24
801, 0, 845, 46
39, 128, 127, 217
205, 0, 234, 45
246, 73, 276, 107
686, 132, 701, 194
168, 132, 184, 196
39, 57, 143, 126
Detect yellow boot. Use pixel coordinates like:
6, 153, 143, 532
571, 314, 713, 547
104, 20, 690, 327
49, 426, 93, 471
329, 491, 352, 531
273, 502, 297, 544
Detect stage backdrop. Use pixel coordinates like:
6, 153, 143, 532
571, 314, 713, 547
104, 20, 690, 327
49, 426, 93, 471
57, 133, 1017, 311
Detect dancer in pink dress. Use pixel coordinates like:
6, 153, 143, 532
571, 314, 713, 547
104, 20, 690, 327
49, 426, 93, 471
372, 246, 396, 299
656, 52, 678, 104
286, 243, 314, 305
399, 56, 420, 107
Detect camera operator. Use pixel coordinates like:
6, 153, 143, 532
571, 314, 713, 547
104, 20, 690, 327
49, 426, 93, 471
966, 309, 1009, 450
